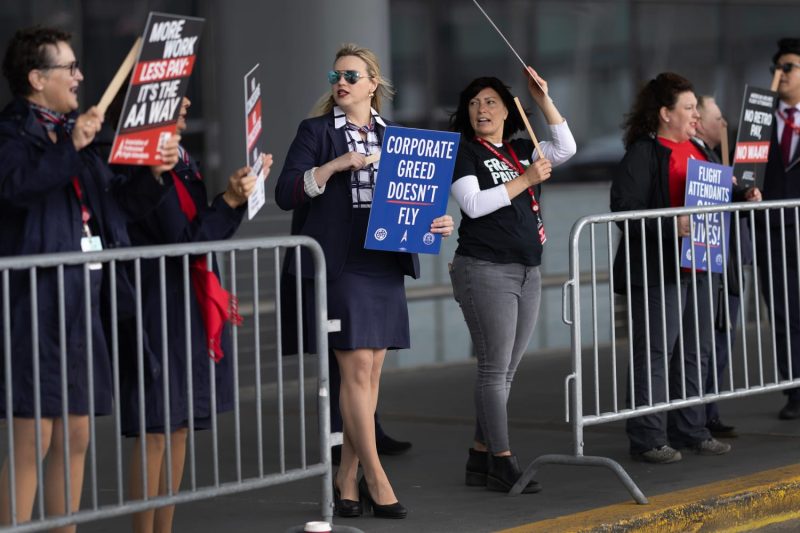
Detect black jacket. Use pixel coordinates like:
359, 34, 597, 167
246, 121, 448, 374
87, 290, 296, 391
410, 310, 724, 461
610, 137, 679, 292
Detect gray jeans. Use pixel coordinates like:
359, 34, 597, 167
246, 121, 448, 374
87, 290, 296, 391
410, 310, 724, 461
450, 254, 542, 453
626, 273, 717, 454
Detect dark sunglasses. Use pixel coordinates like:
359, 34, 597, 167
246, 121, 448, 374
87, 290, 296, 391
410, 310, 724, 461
770, 62, 800, 75
41, 60, 80, 77
327, 70, 370, 84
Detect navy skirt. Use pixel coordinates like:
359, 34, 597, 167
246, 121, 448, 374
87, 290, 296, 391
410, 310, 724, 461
329, 209, 409, 350
0, 267, 112, 418
283, 209, 410, 354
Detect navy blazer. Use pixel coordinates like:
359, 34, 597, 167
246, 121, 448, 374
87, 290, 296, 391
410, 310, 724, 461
0, 98, 163, 415
275, 112, 420, 280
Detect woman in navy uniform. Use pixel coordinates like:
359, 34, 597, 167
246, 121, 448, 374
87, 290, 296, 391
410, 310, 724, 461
275, 44, 453, 519
0, 27, 177, 529
118, 96, 271, 533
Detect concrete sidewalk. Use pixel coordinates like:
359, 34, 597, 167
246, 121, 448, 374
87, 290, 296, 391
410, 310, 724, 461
79, 349, 800, 532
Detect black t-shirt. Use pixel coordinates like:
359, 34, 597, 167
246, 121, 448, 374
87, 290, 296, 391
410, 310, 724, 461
452, 138, 544, 266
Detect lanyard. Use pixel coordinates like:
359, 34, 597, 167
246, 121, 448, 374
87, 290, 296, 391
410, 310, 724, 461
474, 138, 547, 244
71, 176, 92, 237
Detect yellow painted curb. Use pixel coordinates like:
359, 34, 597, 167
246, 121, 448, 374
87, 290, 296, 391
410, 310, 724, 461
498, 463, 800, 532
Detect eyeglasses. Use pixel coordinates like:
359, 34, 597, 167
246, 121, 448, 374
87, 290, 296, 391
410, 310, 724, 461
41, 60, 80, 77
770, 62, 800, 75
327, 70, 370, 85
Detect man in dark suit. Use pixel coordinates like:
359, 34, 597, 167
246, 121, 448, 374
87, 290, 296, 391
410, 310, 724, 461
758, 38, 800, 419
693, 96, 741, 438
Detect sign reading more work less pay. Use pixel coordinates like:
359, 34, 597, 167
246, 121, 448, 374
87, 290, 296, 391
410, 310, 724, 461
110, 13, 204, 165
732, 85, 776, 189
365, 127, 460, 254
680, 159, 733, 273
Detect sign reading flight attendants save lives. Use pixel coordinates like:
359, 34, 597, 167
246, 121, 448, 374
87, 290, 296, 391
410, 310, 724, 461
243, 64, 265, 219
732, 85, 777, 189
680, 159, 733, 273
365, 127, 460, 255
109, 13, 204, 166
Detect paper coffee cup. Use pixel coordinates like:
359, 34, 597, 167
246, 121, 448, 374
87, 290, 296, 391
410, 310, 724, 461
303, 521, 331, 533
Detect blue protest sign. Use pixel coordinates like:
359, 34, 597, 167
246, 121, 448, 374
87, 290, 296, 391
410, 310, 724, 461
365, 126, 460, 254
680, 159, 733, 273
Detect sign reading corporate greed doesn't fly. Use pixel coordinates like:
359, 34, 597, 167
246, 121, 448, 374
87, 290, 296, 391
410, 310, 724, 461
365, 126, 459, 255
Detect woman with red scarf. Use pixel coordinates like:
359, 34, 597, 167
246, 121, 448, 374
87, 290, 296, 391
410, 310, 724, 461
119, 97, 272, 533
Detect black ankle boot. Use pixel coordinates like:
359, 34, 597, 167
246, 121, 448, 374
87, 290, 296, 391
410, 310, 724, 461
465, 448, 488, 486
486, 454, 541, 494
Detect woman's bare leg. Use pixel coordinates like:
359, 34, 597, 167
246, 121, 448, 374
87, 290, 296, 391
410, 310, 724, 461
335, 348, 396, 505
153, 428, 187, 533
45, 415, 89, 533
0, 417, 54, 525
129, 434, 166, 533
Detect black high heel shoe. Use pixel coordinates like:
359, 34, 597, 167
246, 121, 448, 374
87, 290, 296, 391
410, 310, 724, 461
333, 479, 362, 517
358, 476, 407, 519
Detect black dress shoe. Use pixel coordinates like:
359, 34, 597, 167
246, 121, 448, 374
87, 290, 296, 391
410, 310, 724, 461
331, 444, 342, 466
706, 418, 738, 438
333, 479, 362, 517
779, 399, 800, 420
376, 435, 412, 456
358, 476, 407, 519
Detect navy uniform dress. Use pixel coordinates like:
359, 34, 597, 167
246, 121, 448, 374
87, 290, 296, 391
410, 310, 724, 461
275, 108, 419, 355
0, 98, 160, 418
119, 150, 245, 436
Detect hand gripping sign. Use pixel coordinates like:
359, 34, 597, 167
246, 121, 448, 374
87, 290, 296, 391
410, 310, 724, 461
365, 126, 459, 255
109, 12, 204, 166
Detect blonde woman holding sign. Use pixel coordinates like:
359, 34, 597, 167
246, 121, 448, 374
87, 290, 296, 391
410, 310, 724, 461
275, 44, 452, 519
448, 70, 575, 493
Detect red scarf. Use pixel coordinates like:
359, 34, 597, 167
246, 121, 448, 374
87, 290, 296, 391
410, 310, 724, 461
171, 170, 242, 362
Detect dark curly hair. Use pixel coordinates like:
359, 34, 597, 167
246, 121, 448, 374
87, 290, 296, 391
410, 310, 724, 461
622, 72, 694, 149
449, 77, 527, 140
2, 26, 72, 97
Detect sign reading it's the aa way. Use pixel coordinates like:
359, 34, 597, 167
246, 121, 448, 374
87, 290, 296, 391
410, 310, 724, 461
110, 13, 204, 166
365, 126, 459, 255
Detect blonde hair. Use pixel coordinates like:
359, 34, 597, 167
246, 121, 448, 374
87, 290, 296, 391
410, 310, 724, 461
310, 43, 395, 118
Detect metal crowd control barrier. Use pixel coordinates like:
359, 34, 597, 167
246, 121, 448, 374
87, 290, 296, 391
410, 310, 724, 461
0, 236, 334, 531
512, 199, 800, 503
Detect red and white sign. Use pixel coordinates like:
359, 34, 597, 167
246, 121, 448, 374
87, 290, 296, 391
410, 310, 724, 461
109, 13, 204, 166
244, 64, 265, 220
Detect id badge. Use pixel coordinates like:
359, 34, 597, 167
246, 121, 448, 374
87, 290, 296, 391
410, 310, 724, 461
80, 236, 103, 270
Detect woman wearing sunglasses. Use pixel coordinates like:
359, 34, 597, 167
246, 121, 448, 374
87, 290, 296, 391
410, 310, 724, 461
275, 43, 453, 519
448, 71, 575, 494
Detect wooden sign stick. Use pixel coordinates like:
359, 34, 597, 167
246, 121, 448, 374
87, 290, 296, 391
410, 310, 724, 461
721, 124, 730, 166
513, 97, 544, 160
771, 67, 782, 92
96, 37, 142, 115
